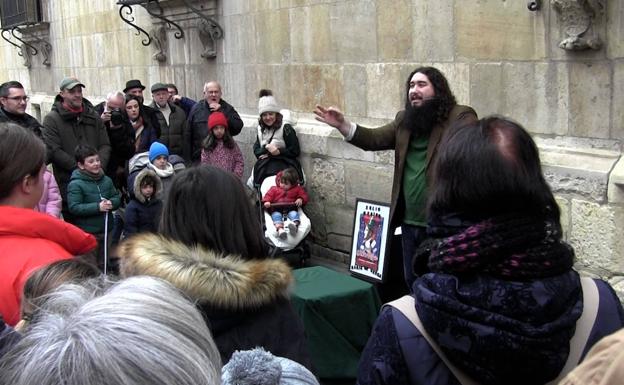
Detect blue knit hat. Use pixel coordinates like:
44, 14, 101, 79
149, 142, 169, 162
222, 348, 319, 385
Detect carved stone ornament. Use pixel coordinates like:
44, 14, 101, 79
551, 0, 605, 51
198, 18, 219, 59
21, 43, 32, 68
1, 23, 52, 68
151, 25, 167, 62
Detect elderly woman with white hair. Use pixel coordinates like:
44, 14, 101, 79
0, 276, 222, 385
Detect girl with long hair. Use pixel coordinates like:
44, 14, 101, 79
200, 111, 244, 178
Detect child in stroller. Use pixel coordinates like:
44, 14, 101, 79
263, 168, 308, 240
250, 90, 311, 265
257, 164, 312, 265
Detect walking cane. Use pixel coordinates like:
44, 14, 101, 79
100, 196, 109, 275
103, 209, 109, 275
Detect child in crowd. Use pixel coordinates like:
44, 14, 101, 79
200, 111, 244, 178
67, 145, 121, 271
35, 168, 62, 217
128, 141, 185, 204
124, 168, 163, 238
263, 167, 308, 239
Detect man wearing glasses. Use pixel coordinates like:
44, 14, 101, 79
0, 81, 43, 137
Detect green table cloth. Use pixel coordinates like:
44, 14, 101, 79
292, 266, 382, 380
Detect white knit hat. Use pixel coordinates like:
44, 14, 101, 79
258, 95, 280, 115
222, 348, 319, 385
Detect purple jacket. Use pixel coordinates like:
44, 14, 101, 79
35, 169, 62, 217
357, 273, 624, 385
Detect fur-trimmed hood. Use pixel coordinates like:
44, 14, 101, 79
133, 168, 163, 204
117, 233, 294, 310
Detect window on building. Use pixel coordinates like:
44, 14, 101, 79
0, 0, 42, 28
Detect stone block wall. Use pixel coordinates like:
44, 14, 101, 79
0, 0, 622, 294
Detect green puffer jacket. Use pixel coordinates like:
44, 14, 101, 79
67, 169, 121, 234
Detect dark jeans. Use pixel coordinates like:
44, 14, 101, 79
401, 224, 427, 291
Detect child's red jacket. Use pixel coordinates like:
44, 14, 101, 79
262, 172, 309, 208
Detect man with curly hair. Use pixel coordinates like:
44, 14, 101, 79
314, 67, 477, 292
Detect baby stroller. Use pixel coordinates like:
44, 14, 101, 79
251, 156, 311, 268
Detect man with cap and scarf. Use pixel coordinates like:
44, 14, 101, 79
149, 82, 187, 159
43, 77, 111, 221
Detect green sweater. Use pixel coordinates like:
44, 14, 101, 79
67, 169, 121, 234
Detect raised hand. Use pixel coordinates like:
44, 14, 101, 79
314, 105, 351, 136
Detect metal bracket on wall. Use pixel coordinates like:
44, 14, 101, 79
142, 0, 184, 39
116, 0, 222, 60
15, 24, 52, 66
117, 0, 185, 45
0, 27, 40, 68
527, 1, 541, 11
117, 0, 153, 46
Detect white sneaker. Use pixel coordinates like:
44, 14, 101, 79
287, 222, 298, 234
277, 228, 287, 240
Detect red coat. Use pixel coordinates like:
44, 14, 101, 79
262, 172, 309, 207
0, 206, 96, 325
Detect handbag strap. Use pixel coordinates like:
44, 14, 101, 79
387, 295, 479, 385
546, 276, 599, 384
386, 277, 599, 385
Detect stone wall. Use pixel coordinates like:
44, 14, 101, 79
0, 0, 622, 293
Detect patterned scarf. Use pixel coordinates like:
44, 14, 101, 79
413, 271, 582, 385
421, 213, 574, 279
131, 116, 144, 152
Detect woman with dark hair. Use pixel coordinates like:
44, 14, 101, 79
357, 116, 624, 385
116, 165, 312, 369
0, 123, 96, 326
125, 94, 157, 153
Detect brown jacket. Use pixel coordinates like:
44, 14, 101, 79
349, 105, 477, 230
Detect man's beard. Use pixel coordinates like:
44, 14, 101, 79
404, 98, 441, 137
